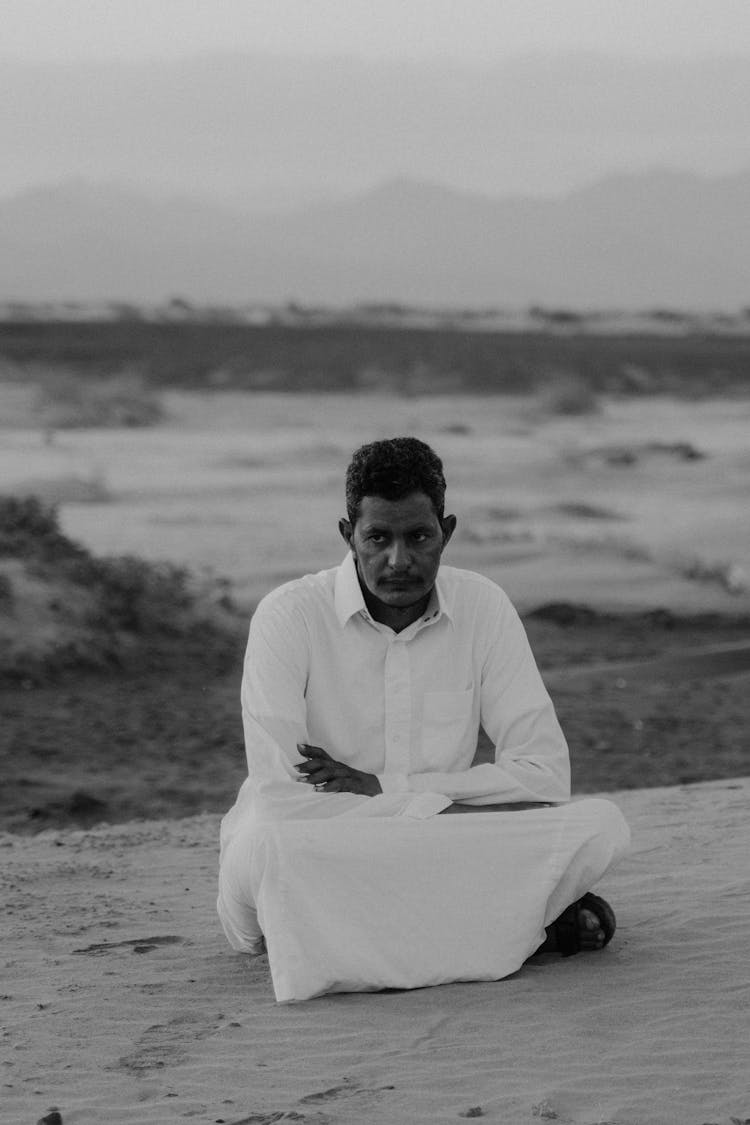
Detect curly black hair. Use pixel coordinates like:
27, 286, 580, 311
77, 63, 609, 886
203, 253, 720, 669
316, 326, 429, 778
345, 437, 446, 523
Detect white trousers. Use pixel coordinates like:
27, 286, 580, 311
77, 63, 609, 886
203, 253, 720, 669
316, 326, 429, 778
217, 797, 630, 1002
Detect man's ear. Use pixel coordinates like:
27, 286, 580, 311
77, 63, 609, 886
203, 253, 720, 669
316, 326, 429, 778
338, 518, 354, 549
440, 514, 457, 548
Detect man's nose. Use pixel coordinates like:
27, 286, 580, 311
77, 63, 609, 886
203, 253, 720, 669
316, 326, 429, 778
387, 539, 410, 569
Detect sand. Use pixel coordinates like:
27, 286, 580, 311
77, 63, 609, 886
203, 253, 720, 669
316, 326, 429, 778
3, 777, 749, 1125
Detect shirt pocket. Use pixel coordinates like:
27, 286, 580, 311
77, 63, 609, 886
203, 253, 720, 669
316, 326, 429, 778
421, 686, 475, 771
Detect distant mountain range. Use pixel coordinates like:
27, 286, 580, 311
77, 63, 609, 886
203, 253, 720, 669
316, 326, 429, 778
4, 51, 749, 211
1, 170, 749, 309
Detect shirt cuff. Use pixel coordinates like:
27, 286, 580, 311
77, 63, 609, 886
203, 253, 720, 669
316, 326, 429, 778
377, 772, 411, 794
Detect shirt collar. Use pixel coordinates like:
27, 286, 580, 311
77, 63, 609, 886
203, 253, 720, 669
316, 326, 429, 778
334, 551, 367, 625
434, 567, 456, 624
334, 552, 455, 628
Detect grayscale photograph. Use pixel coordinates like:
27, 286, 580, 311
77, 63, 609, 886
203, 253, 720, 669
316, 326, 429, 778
1, 3, 749, 1124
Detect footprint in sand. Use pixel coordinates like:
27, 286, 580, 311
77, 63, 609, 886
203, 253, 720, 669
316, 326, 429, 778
73, 935, 185, 955
298, 1077, 395, 1107
116, 1011, 223, 1074
227, 1113, 330, 1124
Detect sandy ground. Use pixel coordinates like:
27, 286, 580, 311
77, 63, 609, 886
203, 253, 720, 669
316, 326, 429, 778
3, 777, 750, 1125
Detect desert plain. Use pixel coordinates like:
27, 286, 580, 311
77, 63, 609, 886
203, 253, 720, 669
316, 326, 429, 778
1, 363, 750, 1124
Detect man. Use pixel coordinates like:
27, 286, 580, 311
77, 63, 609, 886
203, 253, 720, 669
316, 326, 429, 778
218, 437, 629, 1001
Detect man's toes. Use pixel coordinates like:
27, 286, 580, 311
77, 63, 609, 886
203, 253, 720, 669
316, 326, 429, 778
579, 907, 600, 932
578, 907, 605, 949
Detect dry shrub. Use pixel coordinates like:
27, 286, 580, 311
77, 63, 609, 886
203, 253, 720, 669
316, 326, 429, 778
0, 572, 13, 608
0, 496, 243, 681
681, 558, 748, 595
536, 370, 600, 416
0, 495, 85, 562
552, 501, 625, 521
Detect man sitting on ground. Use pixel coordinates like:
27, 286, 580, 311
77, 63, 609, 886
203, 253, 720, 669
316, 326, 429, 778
218, 437, 629, 998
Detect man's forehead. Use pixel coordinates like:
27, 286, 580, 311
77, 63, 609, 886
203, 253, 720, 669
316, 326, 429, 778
356, 492, 439, 526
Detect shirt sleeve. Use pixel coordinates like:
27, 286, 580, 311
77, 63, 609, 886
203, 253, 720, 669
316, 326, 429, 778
240, 591, 311, 787
380, 591, 571, 805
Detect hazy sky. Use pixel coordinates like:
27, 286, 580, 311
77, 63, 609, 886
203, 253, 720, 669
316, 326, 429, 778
3, 0, 750, 304
3, 1, 749, 209
5, 0, 750, 61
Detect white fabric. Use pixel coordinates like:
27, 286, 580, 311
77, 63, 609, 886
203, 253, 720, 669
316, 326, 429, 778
217, 555, 628, 1000
218, 798, 630, 1002
233, 552, 570, 815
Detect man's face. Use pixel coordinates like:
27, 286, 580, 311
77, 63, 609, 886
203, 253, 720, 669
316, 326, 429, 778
339, 491, 456, 613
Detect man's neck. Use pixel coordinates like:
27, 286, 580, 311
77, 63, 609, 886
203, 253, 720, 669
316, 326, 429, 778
360, 585, 432, 634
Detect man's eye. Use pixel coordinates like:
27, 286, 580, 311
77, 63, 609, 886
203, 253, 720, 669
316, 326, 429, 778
368, 534, 386, 543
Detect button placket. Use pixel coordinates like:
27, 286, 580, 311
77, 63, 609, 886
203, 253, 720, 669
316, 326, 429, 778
383, 638, 411, 773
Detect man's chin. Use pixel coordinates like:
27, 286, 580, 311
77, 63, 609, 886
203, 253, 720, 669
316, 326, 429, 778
377, 584, 425, 606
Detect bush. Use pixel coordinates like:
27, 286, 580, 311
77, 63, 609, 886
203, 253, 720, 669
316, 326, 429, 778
80, 555, 193, 634
1, 496, 217, 636
0, 572, 13, 608
0, 496, 86, 562
536, 370, 600, 416
0, 494, 244, 682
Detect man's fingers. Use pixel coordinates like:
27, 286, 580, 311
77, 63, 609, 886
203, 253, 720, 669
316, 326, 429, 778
296, 761, 379, 798
303, 774, 358, 793
303, 766, 334, 784
296, 745, 335, 778
297, 743, 329, 760
321, 778, 358, 793
303, 762, 352, 784
295, 759, 320, 775
294, 746, 366, 794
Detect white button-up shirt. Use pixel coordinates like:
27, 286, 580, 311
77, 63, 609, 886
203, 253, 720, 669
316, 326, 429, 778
234, 552, 570, 821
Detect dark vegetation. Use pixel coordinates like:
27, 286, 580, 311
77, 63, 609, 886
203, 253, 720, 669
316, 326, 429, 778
0, 496, 243, 684
2, 320, 750, 395
1, 494, 91, 563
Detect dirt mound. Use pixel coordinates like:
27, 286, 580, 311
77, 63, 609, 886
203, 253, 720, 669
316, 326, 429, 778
0, 496, 244, 683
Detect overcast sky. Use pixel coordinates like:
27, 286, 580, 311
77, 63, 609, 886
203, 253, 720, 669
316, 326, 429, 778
4, 0, 750, 61
3, 1, 749, 208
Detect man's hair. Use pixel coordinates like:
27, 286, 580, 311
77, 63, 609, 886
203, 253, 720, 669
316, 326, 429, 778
345, 437, 446, 524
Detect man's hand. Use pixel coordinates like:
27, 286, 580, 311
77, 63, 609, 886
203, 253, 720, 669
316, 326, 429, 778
296, 744, 382, 797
